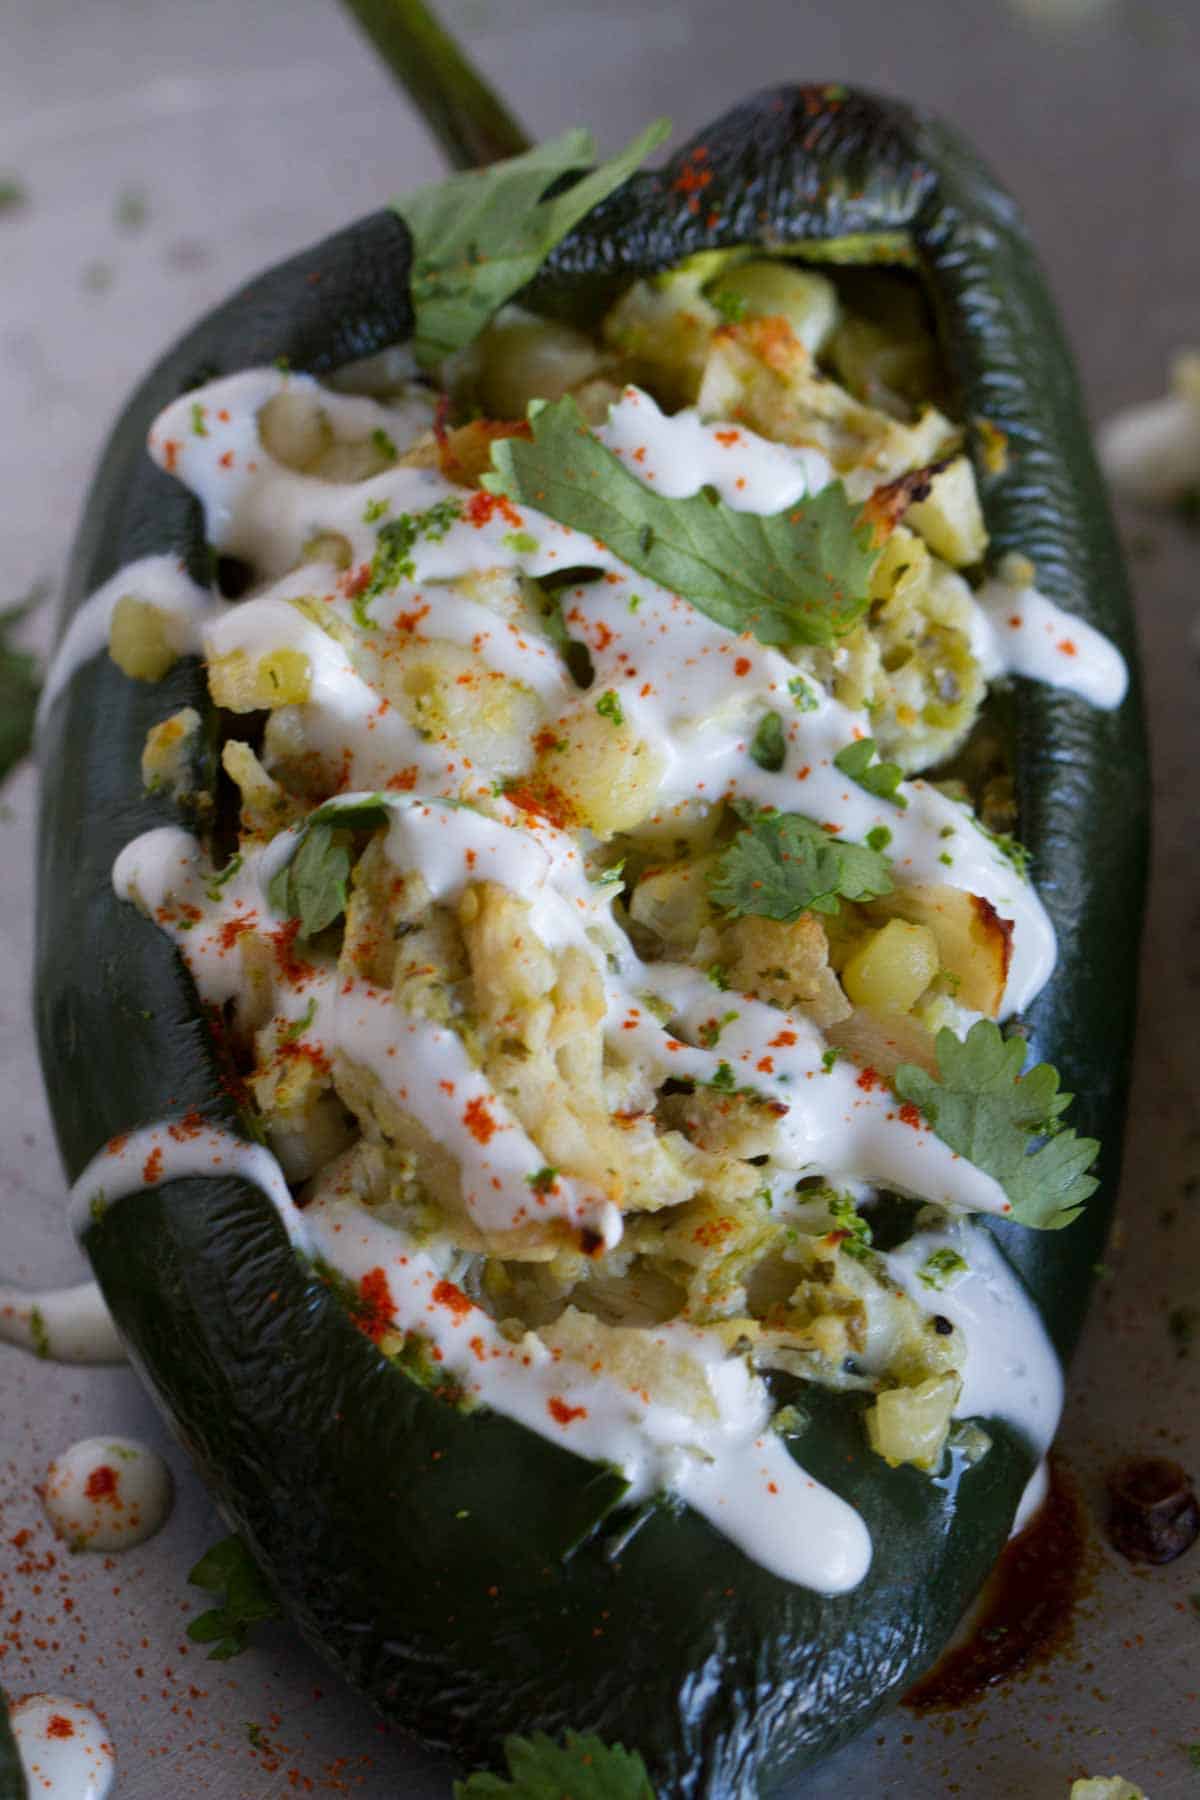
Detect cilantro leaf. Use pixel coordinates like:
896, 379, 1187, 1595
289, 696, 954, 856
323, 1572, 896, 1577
833, 737, 907, 807
708, 803, 893, 921
268, 823, 349, 937
268, 796, 390, 937
894, 1021, 1101, 1230
455, 1731, 656, 1799
397, 122, 669, 368
186, 1535, 281, 1661
305, 795, 393, 833
487, 398, 879, 648
749, 710, 786, 771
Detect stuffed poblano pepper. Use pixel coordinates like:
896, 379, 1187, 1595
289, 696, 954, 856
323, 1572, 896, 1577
35, 77, 1146, 1798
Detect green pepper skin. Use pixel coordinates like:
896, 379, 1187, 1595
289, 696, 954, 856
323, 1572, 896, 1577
0, 1693, 27, 1800
36, 88, 1147, 1796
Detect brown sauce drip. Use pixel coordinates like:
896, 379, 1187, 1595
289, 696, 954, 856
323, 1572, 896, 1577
902, 1458, 1087, 1712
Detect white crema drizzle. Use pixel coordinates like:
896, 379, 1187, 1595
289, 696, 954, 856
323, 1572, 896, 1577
79, 362, 1129, 1591
10, 1695, 115, 1800
0, 1280, 125, 1363
301, 1185, 872, 1593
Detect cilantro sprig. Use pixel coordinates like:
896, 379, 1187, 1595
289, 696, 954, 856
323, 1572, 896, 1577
455, 1730, 655, 1799
268, 796, 391, 937
708, 800, 893, 922
186, 1534, 281, 1661
487, 398, 879, 648
833, 737, 907, 808
895, 1021, 1100, 1230
397, 122, 669, 368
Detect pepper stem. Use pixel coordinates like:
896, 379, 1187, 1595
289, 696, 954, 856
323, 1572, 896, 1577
338, 0, 532, 170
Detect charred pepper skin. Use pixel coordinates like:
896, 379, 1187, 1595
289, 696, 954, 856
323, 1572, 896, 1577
0, 1693, 26, 1800
36, 87, 1147, 1796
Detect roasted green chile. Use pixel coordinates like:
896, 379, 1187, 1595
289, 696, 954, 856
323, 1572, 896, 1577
36, 86, 1147, 1795
0, 1695, 25, 1800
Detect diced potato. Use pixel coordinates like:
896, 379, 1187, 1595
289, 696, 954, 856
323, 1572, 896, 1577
841, 919, 939, 1017
109, 595, 178, 682
824, 1007, 938, 1080
262, 1093, 357, 1186
384, 639, 542, 777
300, 531, 353, 570
707, 260, 840, 354
459, 881, 557, 1039
534, 702, 665, 835
258, 389, 332, 469
827, 314, 940, 417
260, 387, 415, 482
541, 1305, 718, 1420
314, 436, 402, 483
207, 645, 312, 711
141, 706, 201, 797
696, 319, 959, 480
671, 1087, 785, 1161
452, 305, 607, 420
865, 1371, 959, 1470
720, 911, 850, 1027
603, 257, 731, 409
629, 860, 714, 956
904, 456, 988, 567
221, 739, 299, 837
870, 883, 1011, 1017
823, 525, 988, 772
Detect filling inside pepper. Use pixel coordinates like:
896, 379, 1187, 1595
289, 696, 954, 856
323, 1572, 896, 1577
100, 241, 1123, 1592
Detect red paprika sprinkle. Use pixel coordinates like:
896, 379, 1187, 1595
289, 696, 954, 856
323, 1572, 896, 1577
462, 1096, 498, 1144
464, 490, 521, 530
354, 1268, 393, 1342
548, 1397, 588, 1426
45, 1715, 75, 1739
84, 1465, 118, 1502
856, 1066, 882, 1092
431, 1280, 473, 1322
142, 1146, 163, 1183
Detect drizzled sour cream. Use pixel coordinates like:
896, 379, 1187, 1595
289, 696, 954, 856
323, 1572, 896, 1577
43, 1436, 172, 1552
9, 1695, 115, 1799
63, 361, 1128, 1596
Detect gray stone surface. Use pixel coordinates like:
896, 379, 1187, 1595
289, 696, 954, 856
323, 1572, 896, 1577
1, 0, 1198, 1793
